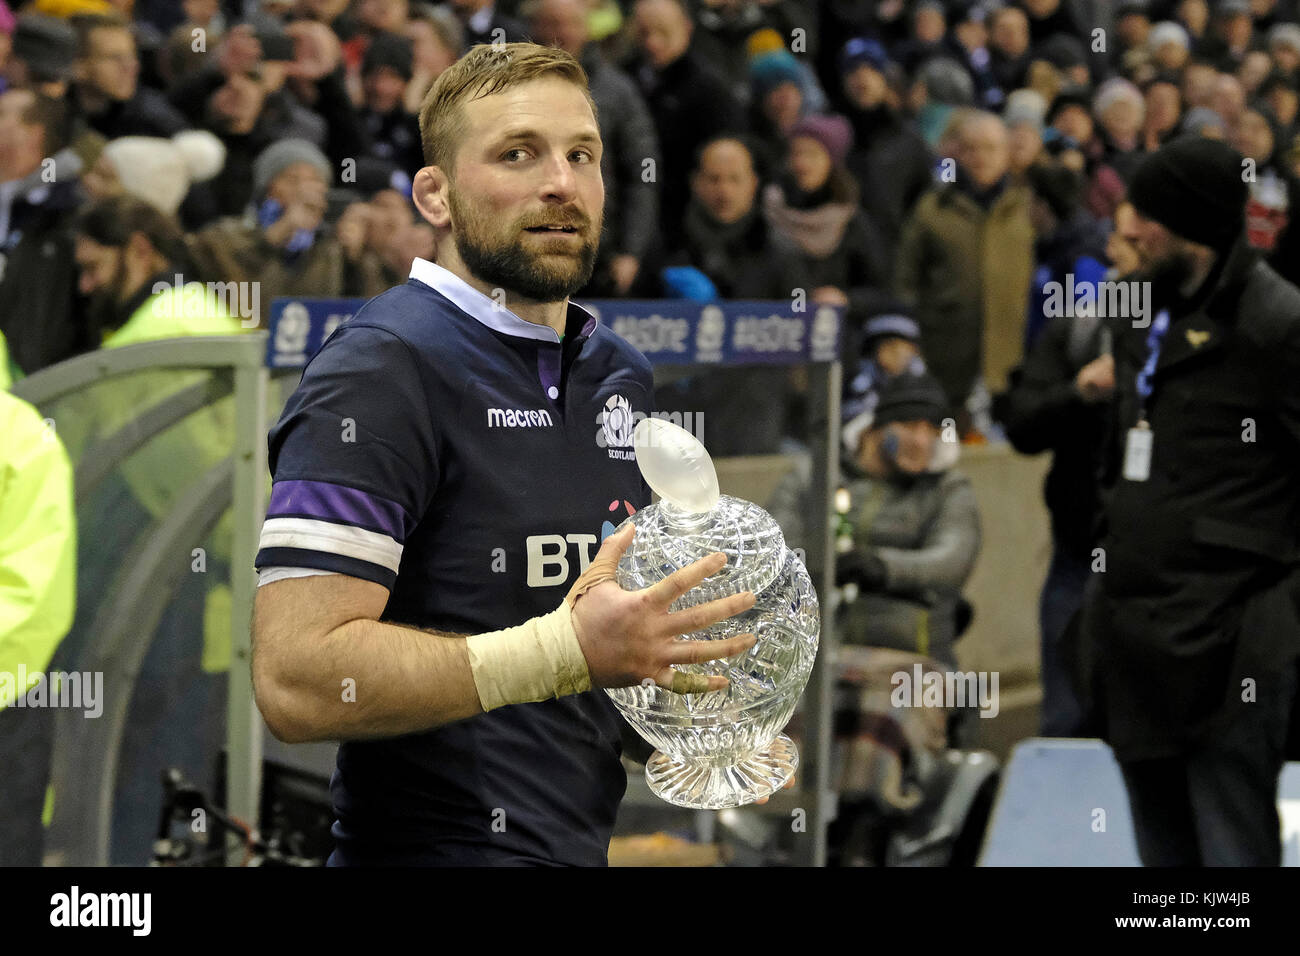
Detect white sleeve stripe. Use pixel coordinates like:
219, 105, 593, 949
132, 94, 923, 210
259, 516, 404, 572
257, 567, 339, 588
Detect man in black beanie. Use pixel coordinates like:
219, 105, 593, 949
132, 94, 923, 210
360, 33, 423, 180
1077, 134, 1300, 865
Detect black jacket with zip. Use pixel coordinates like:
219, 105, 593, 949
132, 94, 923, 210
1080, 239, 1300, 761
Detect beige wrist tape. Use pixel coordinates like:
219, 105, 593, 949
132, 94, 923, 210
465, 604, 592, 711
465, 540, 628, 711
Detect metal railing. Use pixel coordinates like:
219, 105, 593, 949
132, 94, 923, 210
13, 335, 268, 866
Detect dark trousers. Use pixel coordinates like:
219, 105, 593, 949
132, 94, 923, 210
1117, 662, 1297, 866
110, 556, 229, 865
0, 692, 54, 866
1038, 545, 1091, 737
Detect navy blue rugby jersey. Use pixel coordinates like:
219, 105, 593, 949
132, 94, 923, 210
255, 258, 654, 866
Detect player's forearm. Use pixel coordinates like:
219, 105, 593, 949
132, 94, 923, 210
258, 618, 484, 743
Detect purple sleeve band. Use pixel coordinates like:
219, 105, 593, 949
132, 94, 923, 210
267, 479, 414, 540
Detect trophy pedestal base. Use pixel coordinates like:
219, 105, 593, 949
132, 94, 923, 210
644, 734, 798, 809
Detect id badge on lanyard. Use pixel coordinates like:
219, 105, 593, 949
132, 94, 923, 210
1123, 419, 1153, 482
1125, 309, 1170, 482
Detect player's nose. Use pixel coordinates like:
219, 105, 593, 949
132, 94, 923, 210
537, 150, 579, 203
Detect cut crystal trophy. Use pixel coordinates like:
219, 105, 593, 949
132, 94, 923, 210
606, 418, 820, 809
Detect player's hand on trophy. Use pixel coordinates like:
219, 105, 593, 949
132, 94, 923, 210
566, 523, 757, 695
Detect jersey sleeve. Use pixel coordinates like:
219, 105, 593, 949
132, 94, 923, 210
255, 324, 439, 590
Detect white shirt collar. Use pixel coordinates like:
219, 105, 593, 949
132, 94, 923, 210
408, 257, 597, 343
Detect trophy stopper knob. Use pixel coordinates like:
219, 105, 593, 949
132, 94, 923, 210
632, 417, 720, 516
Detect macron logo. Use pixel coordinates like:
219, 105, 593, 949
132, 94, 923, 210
487, 407, 554, 428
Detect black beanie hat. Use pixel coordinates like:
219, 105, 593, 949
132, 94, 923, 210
1039, 33, 1088, 71
1127, 135, 1248, 251
872, 372, 950, 430
1046, 87, 1091, 126
364, 32, 414, 81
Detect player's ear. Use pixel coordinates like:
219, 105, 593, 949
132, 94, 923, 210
413, 166, 451, 229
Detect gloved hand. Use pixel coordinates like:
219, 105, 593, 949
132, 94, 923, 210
835, 549, 888, 591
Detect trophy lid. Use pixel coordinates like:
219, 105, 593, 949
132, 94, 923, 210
623, 417, 785, 602
633, 417, 720, 514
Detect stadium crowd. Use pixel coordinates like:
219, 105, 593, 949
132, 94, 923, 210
1, 0, 1297, 416
2, 0, 1300, 867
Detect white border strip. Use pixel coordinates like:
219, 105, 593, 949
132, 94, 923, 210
258, 517, 403, 572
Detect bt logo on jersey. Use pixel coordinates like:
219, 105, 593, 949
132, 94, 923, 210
525, 500, 637, 587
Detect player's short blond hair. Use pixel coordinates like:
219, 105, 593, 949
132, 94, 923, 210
418, 42, 598, 178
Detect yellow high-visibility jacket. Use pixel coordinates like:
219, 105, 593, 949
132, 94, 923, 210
0, 329, 15, 391
100, 283, 252, 673
51, 283, 253, 674
0, 389, 76, 709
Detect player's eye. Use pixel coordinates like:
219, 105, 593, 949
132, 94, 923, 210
503, 148, 531, 162
571, 150, 595, 164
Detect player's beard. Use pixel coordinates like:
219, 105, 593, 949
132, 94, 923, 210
447, 186, 600, 303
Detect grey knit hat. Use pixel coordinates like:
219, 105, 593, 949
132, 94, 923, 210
919, 57, 975, 106
252, 139, 332, 199
13, 14, 77, 82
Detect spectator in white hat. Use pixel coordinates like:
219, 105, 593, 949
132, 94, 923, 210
1148, 20, 1192, 71
1268, 22, 1300, 80
1093, 77, 1146, 182
84, 129, 225, 223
